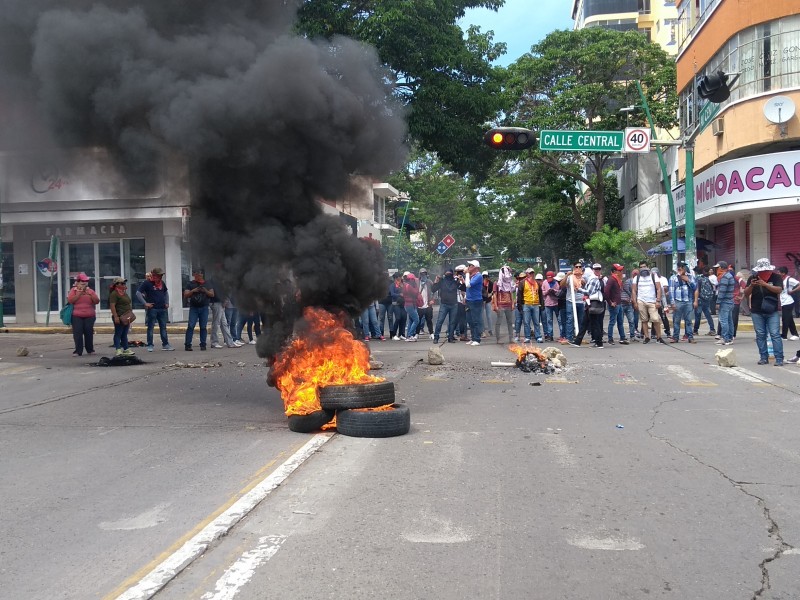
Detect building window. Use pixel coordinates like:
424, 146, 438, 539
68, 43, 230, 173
631, 185, 638, 203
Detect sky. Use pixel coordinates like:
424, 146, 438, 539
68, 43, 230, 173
461, 0, 574, 66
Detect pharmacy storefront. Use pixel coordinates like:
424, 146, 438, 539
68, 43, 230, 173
1, 149, 191, 325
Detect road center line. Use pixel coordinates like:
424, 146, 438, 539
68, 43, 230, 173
200, 535, 288, 600
115, 433, 333, 600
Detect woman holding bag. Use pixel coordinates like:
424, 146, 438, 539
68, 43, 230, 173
109, 277, 135, 357
66, 273, 100, 356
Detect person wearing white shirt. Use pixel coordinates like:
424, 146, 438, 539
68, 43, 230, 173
778, 266, 800, 340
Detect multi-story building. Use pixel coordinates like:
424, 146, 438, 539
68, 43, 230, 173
0, 150, 399, 325
625, 0, 800, 272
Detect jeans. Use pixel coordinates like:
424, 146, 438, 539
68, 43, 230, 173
405, 305, 420, 338
361, 305, 381, 338
210, 302, 234, 346
71, 315, 96, 355
522, 304, 542, 341
694, 298, 715, 333
620, 304, 636, 338
557, 306, 567, 339
718, 302, 734, 342
185, 306, 209, 348
566, 302, 585, 341
671, 301, 694, 340
542, 306, 558, 340
607, 304, 626, 340
495, 308, 515, 343
514, 307, 523, 339
240, 312, 261, 341
455, 304, 467, 338
113, 322, 130, 350
146, 307, 170, 347
752, 311, 783, 362
483, 303, 494, 333
434, 302, 458, 341
417, 306, 434, 334
466, 300, 484, 342
390, 304, 406, 338
225, 307, 239, 340
378, 303, 393, 336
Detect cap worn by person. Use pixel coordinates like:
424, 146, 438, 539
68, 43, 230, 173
677, 261, 688, 268
524, 267, 534, 274
75, 272, 90, 282
482, 271, 488, 276
467, 259, 480, 268
517, 272, 526, 279
113, 277, 127, 285
402, 271, 411, 277
419, 268, 428, 274
535, 273, 543, 280
592, 263, 602, 269
714, 261, 729, 270
151, 267, 165, 276
752, 258, 776, 272
455, 264, 467, 272
554, 272, 566, 282
612, 263, 624, 272
546, 271, 555, 278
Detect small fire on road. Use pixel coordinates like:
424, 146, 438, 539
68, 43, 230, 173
271, 307, 384, 419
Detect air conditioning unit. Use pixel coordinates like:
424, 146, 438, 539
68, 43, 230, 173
712, 117, 724, 136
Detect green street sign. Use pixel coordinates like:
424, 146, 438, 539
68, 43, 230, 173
697, 101, 720, 134
516, 257, 537, 263
539, 130, 623, 152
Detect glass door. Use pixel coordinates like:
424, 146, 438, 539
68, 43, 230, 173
97, 242, 122, 310
67, 243, 97, 292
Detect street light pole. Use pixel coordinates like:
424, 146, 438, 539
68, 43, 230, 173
394, 195, 411, 270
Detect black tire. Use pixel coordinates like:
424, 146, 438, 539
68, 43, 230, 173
287, 409, 335, 433
335, 404, 410, 438
318, 381, 395, 411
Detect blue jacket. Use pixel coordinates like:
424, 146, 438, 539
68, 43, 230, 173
465, 272, 483, 302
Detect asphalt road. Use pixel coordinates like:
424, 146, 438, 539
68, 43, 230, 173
1, 328, 799, 600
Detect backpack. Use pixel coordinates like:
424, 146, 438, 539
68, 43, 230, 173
698, 276, 714, 300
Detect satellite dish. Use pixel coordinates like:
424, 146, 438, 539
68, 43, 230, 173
763, 96, 796, 124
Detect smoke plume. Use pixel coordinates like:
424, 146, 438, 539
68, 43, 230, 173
1, 0, 408, 357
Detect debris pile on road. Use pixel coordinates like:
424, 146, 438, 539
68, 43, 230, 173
509, 343, 566, 375
165, 361, 222, 369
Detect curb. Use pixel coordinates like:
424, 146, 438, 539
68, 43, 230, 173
1, 325, 189, 335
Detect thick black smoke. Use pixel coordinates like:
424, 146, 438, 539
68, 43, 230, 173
1, 1, 408, 357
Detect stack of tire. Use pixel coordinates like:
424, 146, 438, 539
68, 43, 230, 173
287, 382, 410, 437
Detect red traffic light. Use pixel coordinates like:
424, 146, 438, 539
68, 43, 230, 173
484, 127, 536, 150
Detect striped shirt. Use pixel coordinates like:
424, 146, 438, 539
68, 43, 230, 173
716, 271, 735, 303
669, 273, 696, 302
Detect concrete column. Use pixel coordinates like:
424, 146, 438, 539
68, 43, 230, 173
162, 221, 184, 323
734, 218, 748, 271
750, 212, 769, 263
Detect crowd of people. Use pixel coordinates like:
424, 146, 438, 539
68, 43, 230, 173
364, 256, 800, 367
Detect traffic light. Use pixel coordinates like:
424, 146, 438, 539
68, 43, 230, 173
483, 127, 536, 150
697, 71, 730, 103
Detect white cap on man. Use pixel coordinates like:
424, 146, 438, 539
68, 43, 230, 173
467, 259, 480, 268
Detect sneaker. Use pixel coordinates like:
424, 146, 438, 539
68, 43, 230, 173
211, 343, 224, 349
233, 340, 245, 347
430, 333, 435, 340
469, 341, 481, 346
715, 340, 725, 345
608, 339, 616, 345
568, 341, 581, 347
115, 349, 123, 356
591, 343, 603, 348
399, 336, 407, 341
670, 338, 679, 343
791, 335, 799, 341
513, 337, 520, 343
379, 336, 385, 341
682, 334, 688, 341
185, 345, 193, 351
787, 355, 800, 363
706, 331, 716, 336
365, 336, 370, 341
406, 337, 417, 342
122, 349, 135, 356
774, 361, 784, 367
757, 359, 769, 365
723, 340, 733, 345
656, 337, 665, 344
447, 338, 456, 343
226, 343, 239, 348
715, 335, 721, 340
200, 345, 207, 351
392, 336, 400, 341
619, 339, 629, 345
523, 338, 531, 344
248, 340, 257, 345
162, 344, 175, 351
146, 345, 154, 352
643, 337, 650, 344
536, 339, 543, 343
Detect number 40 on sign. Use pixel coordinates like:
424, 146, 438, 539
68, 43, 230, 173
624, 127, 651, 154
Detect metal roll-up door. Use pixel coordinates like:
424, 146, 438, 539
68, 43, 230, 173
770, 211, 800, 276
714, 222, 735, 265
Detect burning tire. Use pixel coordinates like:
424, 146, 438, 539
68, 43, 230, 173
287, 409, 336, 433
335, 404, 410, 438
318, 382, 395, 411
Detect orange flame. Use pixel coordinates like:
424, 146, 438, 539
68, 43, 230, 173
272, 307, 384, 417
508, 342, 547, 363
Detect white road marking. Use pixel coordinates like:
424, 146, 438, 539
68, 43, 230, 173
537, 432, 576, 467
116, 433, 334, 600
568, 534, 645, 551
711, 365, 766, 384
200, 535, 287, 600
99, 503, 171, 531
667, 364, 716, 386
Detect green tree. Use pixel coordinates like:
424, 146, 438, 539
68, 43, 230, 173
295, 0, 509, 176
583, 225, 657, 269
504, 27, 678, 232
